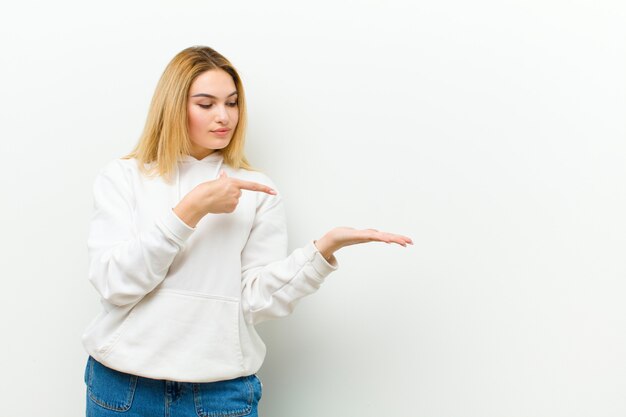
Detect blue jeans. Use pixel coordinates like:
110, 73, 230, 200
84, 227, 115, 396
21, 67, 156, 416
84, 356, 262, 417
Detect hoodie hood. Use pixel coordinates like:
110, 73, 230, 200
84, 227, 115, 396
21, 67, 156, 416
176, 151, 224, 202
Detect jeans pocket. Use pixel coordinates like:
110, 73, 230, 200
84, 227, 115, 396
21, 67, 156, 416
193, 376, 255, 417
86, 356, 138, 412
252, 375, 263, 402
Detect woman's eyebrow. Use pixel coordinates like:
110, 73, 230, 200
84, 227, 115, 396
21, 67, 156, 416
191, 91, 238, 98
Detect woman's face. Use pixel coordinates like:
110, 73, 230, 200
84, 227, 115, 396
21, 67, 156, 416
187, 69, 239, 159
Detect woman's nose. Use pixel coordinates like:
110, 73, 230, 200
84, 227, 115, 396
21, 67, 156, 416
215, 105, 229, 123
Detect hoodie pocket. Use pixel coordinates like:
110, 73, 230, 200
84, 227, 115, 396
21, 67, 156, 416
103, 289, 244, 381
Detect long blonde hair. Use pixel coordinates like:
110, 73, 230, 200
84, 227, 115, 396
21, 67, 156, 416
124, 46, 252, 182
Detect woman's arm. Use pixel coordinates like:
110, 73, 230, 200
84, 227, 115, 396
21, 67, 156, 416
87, 161, 195, 306
238, 185, 411, 325
239, 191, 337, 325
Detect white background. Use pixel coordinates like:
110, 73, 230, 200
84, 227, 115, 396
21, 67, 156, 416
1, 1, 624, 416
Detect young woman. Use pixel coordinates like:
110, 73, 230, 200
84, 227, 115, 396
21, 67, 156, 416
82, 46, 412, 417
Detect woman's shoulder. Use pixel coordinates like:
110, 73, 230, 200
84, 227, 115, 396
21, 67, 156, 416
99, 157, 154, 177
97, 157, 132, 176
93, 158, 152, 190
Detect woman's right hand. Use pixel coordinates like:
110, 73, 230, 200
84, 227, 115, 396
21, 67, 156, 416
173, 170, 276, 227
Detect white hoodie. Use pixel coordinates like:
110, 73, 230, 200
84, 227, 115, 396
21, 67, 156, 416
81, 152, 337, 382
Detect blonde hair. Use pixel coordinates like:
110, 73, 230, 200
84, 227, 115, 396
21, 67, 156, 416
123, 46, 252, 182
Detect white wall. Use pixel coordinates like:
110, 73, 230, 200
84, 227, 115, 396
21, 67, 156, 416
1, 1, 624, 416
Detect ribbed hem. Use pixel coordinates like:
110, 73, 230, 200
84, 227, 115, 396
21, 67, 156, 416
156, 208, 196, 247
303, 240, 338, 277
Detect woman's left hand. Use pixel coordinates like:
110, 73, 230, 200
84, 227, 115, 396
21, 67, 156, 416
314, 227, 413, 262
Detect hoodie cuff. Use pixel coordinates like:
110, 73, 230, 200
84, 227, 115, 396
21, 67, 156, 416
156, 208, 196, 247
304, 240, 338, 277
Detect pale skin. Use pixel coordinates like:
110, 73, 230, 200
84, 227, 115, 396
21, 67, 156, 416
173, 69, 412, 262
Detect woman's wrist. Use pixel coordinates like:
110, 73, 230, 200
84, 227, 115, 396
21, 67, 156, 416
173, 199, 205, 228
314, 235, 338, 262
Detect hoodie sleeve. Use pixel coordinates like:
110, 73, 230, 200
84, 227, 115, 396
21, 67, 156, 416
240, 186, 338, 325
87, 160, 195, 306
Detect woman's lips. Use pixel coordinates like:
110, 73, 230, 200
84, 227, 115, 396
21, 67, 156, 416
211, 129, 230, 137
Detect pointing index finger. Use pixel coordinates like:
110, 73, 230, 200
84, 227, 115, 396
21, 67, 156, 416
232, 179, 277, 195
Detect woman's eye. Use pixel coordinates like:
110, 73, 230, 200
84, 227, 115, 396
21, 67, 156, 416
198, 103, 236, 109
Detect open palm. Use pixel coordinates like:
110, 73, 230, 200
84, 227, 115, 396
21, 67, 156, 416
315, 227, 413, 261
